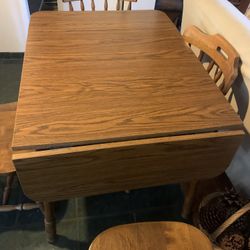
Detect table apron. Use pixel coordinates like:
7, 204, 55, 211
13, 130, 244, 201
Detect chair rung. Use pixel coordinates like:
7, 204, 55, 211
0, 203, 40, 212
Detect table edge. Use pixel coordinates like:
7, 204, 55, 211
12, 129, 245, 160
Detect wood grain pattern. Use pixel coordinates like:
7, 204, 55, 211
13, 11, 242, 151
13, 130, 243, 201
183, 26, 240, 95
0, 102, 16, 174
89, 222, 213, 250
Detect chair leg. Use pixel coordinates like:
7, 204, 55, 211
2, 173, 15, 205
181, 180, 198, 219
43, 202, 56, 243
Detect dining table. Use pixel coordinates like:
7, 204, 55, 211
12, 10, 243, 207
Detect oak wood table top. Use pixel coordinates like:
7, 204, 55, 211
13, 10, 242, 151
12, 11, 244, 202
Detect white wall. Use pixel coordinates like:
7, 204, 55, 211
57, 0, 156, 11
0, 0, 30, 52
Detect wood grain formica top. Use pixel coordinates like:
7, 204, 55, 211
13, 11, 242, 150
89, 222, 213, 250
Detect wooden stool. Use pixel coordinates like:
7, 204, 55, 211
0, 102, 56, 243
89, 222, 213, 250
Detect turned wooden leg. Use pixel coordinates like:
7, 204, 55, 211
43, 202, 56, 243
2, 173, 15, 205
181, 180, 198, 219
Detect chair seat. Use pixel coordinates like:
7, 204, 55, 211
89, 221, 213, 250
0, 102, 17, 174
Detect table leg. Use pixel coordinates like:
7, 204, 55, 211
43, 202, 56, 243
2, 173, 15, 205
181, 180, 198, 219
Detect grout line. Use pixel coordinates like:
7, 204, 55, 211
75, 198, 78, 218
132, 212, 137, 222
59, 203, 181, 222
75, 198, 82, 243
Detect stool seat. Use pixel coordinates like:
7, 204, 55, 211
89, 222, 213, 250
0, 102, 16, 174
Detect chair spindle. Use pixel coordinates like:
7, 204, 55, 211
69, 1, 74, 11
121, 0, 125, 10
80, 0, 85, 11
214, 69, 223, 83
91, 0, 95, 11
206, 60, 215, 73
116, 0, 120, 10
64, 0, 136, 12
104, 0, 108, 10
198, 51, 204, 61
127, 1, 132, 10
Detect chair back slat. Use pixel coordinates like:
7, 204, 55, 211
127, 1, 132, 10
121, 0, 125, 10
69, 1, 74, 11
91, 0, 95, 10
214, 65, 219, 76
214, 69, 223, 83
116, 0, 120, 10
198, 51, 204, 61
206, 60, 215, 74
62, 0, 137, 11
104, 0, 108, 10
183, 26, 240, 95
80, 0, 84, 10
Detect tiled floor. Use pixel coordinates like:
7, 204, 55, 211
0, 54, 22, 104
0, 54, 184, 250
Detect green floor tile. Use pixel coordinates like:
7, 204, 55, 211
13, 220, 79, 250
0, 60, 22, 104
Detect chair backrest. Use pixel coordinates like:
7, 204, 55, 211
183, 25, 240, 95
62, 0, 137, 11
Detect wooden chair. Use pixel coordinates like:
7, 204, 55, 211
0, 102, 56, 243
0, 102, 16, 205
89, 222, 214, 250
183, 25, 240, 96
181, 26, 240, 218
62, 0, 137, 11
